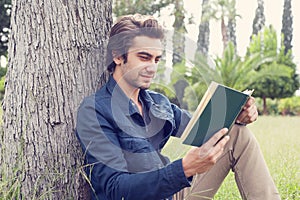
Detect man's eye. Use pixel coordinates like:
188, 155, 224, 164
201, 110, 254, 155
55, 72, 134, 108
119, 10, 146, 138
140, 56, 150, 61
155, 58, 160, 63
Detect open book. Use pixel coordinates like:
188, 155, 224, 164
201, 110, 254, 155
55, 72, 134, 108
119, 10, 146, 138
181, 81, 254, 146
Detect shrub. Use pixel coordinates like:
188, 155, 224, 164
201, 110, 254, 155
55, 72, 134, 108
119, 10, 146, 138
278, 96, 300, 116
255, 98, 280, 115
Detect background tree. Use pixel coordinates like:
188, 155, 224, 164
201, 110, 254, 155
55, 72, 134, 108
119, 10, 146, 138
197, 0, 210, 57
247, 26, 299, 114
281, 0, 293, 55
251, 0, 265, 36
171, 0, 189, 109
1, 0, 112, 198
226, 0, 237, 47
172, 0, 186, 65
0, 0, 11, 58
202, 0, 239, 50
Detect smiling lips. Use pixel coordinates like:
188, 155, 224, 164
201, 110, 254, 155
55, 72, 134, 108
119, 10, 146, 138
140, 74, 154, 79
142, 75, 153, 78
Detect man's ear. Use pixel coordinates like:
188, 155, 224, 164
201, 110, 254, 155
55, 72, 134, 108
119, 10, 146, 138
112, 51, 123, 65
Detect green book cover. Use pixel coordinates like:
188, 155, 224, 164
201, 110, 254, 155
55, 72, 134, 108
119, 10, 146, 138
181, 82, 253, 147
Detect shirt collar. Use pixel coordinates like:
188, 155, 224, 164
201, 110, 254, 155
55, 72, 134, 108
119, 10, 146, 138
105, 75, 172, 119
106, 75, 141, 116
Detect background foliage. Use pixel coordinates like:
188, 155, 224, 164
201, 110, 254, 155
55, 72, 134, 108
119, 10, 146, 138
0, 0, 11, 57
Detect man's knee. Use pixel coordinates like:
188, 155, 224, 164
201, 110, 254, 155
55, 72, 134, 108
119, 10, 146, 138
227, 124, 259, 151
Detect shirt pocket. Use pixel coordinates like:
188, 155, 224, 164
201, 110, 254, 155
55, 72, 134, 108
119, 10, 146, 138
118, 135, 164, 172
119, 134, 153, 153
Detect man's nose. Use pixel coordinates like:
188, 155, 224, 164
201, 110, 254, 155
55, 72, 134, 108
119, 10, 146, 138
145, 62, 158, 72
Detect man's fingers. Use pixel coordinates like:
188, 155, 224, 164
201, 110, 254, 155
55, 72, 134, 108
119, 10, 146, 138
249, 109, 258, 122
237, 104, 258, 123
245, 97, 255, 107
215, 135, 230, 148
203, 128, 228, 147
206, 135, 230, 163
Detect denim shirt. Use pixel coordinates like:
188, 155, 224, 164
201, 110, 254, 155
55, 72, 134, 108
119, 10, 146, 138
76, 76, 192, 200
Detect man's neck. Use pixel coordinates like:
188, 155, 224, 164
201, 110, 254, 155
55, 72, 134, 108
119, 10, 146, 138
112, 73, 140, 105
118, 81, 143, 115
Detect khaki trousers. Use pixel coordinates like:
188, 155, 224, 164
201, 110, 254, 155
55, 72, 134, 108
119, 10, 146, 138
174, 125, 280, 200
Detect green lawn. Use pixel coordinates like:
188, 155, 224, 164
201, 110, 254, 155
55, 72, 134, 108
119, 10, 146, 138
163, 116, 300, 200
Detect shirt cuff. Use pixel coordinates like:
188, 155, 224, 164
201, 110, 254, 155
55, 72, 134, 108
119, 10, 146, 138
166, 159, 191, 190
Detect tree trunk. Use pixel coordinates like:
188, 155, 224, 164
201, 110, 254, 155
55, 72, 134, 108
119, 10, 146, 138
262, 96, 268, 115
1, 0, 112, 198
197, 0, 210, 57
172, 0, 186, 65
221, 17, 228, 50
281, 0, 293, 55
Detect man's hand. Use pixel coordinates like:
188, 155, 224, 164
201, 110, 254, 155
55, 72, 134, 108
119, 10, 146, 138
236, 96, 258, 125
182, 128, 230, 178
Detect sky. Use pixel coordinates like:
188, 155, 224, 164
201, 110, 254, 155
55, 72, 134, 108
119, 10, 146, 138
158, 0, 300, 70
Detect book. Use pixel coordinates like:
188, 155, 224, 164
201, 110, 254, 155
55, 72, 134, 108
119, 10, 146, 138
181, 81, 254, 147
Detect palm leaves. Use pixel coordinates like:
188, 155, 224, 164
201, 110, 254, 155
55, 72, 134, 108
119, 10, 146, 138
180, 41, 290, 111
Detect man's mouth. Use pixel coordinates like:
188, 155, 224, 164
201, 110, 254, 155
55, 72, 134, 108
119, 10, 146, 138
140, 74, 154, 79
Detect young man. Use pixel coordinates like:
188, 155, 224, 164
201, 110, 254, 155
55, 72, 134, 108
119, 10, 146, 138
76, 14, 280, 200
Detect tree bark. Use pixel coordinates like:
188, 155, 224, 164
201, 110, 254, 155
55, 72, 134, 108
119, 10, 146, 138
1, 0, 112, 198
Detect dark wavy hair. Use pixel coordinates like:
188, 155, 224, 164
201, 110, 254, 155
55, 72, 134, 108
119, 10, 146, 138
106, 14, 164, 73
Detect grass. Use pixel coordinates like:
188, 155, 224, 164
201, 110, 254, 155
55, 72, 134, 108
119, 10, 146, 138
163, 116, 300, 200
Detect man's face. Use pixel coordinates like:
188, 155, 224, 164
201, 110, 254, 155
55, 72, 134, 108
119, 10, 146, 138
114, 36, 163, 90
